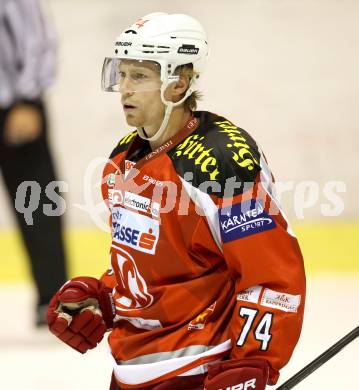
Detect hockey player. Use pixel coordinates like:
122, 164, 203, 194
47, 13, 306, 390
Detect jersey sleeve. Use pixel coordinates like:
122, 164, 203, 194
216, 173, 305, 385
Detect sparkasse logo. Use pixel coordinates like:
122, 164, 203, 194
112, 207, 159, 254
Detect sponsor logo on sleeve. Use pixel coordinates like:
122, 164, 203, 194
237, 285, 262, 304
112, 207, 159, 254
219, 199, 276, 242
261, 288, 301, 313
188, 302, 216, 330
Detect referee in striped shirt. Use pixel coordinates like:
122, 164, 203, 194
0, 0, 67, 326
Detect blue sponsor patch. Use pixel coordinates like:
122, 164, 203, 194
219, 199, 276, 242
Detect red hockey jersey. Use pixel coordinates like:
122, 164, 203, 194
100, 111, 306, 388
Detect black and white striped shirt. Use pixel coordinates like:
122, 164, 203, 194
0, 0, 56, 108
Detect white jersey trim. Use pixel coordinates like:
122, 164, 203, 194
259, 153, 296, 237
111, 339, 232, 385
180, 177, 223, 252
178, 358, 223, 376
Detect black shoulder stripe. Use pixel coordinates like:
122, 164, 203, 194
168, 111, 262, 197
214, 119, 261, 174
109, 131, 137, 158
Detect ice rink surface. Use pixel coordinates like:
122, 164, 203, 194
0, 276, 357, 390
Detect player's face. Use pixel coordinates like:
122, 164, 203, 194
118, 60, 165, 130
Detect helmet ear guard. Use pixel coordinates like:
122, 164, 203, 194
102, 12, 209, 142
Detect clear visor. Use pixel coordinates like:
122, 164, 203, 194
101, 58, 167, 93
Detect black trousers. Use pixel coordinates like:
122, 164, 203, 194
0, 99, 67, 306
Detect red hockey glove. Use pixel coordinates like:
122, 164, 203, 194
47, 276, 115, 354
204, 358, 269, 390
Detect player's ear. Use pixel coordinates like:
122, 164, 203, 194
165, 74, 190, 102
174, 74, 190, 95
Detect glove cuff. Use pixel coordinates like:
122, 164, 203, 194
205, 358, 269, 390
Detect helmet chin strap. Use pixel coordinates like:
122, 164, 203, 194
136, 79, 194, 143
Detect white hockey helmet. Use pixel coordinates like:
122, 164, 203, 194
101, 12, 209, 141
